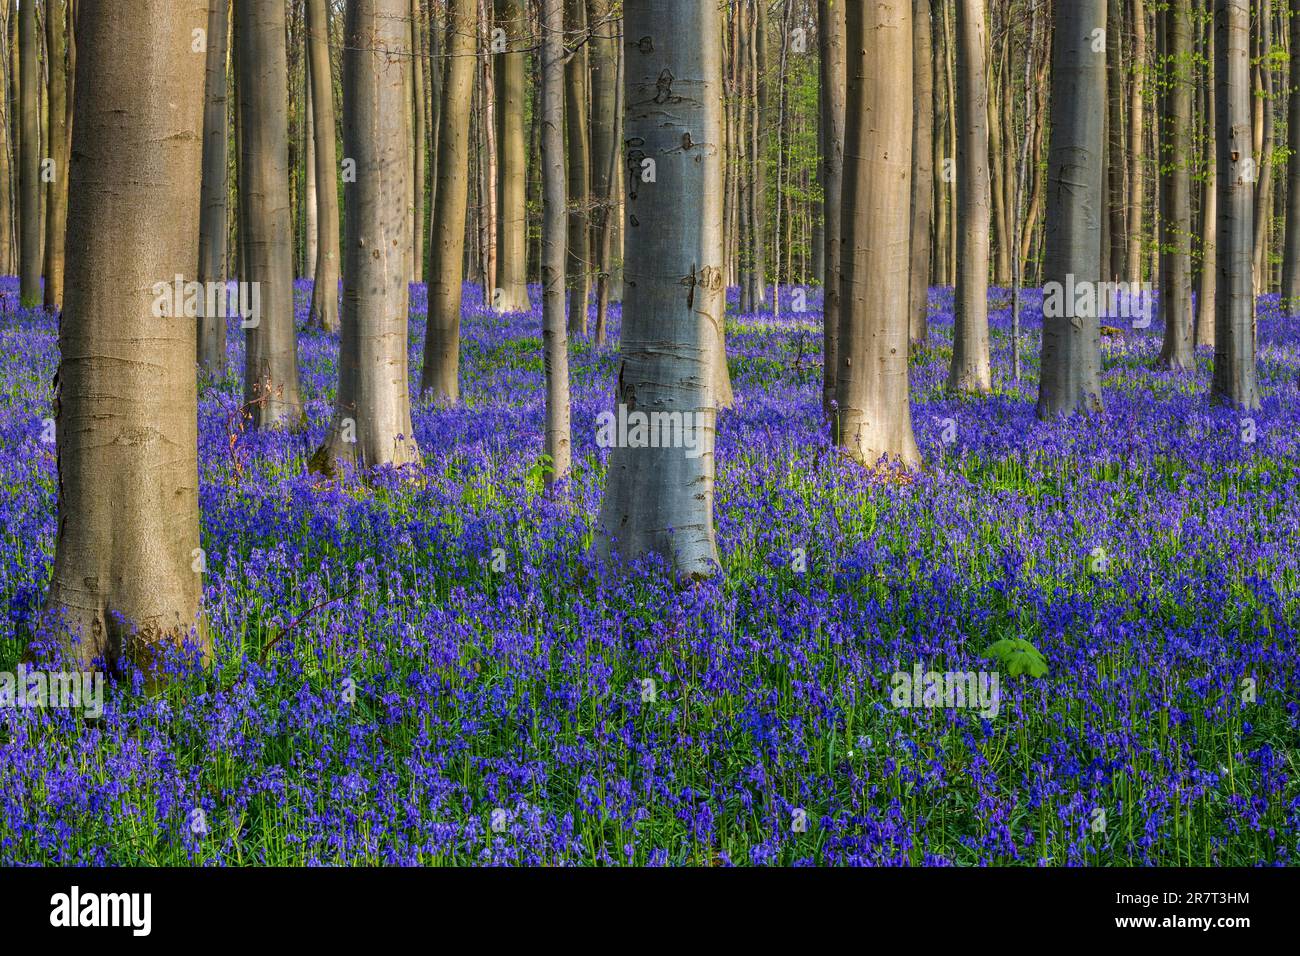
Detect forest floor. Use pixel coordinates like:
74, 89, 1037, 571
0, 278, 1297, 864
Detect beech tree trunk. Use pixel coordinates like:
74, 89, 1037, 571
835, 0, 920, 468
1158, 0, 1194, 369
564, 0, 591, 335
42, 0, 69, 310
909, 0, 933, 349
818, 0, 844, 418
306, 0, 340, 333
44, 0, 208, 672
311, 0, 421, 474
17, 0, 37, 307
595, 0, 723, 577
238, 0, 304, 428
541, 0, 571, 483
494, 0, 531, 312
1037, 0, 1106, 419
1211, 0, 1261, 408
1127, 0, 1146, 282
949, 0, 992, 393
198, 0, 230, 374
1280, 0, 1300, 310
1198, 3, 1217, 346
589, 0, 616, 337
421, 0, 476, 400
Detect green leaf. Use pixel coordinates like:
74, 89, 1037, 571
982, 638, 1049, 679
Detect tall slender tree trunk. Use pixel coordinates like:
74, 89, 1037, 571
239, 0, 303, 428
411, 0, 425, 284
1212, 0, 1261, 408
44, 0, 207, 671
950, 0, 991, 393
305, 0, 340, 333
541, 0, 571, 484
1158, 0, 1195, 369
595, 0, 723, 577
1280, 0, 1300, 310
836, 0, 920, 467
311, 0, 422, 474
493, 0, 530, 312
909, 0, 933, 349
305, 82, 317, 278
1037, 0, 1106, 420
17, 0, 37, 307
42, 0, 68, 310
589, 0, 616, 337
818, 0, 844, 418
1198, 1, 1217, 344
421, 0, 476, 400
0, 4, 12, 278
1107, 0, 1127, 281
1127, 0, 1146, 282
198, 0, 230, 374
564, 0, 590, 334
1251, 0, 1273, 292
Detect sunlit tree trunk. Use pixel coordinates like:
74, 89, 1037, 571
44, 0, 207, 672
541, 0, 571, 483
949, 0, 991, 393
311, 0, 421, 474
1127, 0, 1146, 282
1197, 2, 1217, 344
564, 0, 591, 334
818, 0, 844, 417
1280, 0, 1300, 311
835, 0, 920, 467
494, 0, 531, 312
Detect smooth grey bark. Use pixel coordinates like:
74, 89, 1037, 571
950, 0, 992, 393
1250, 0, 1272, 292
0, 4, 11, 277
1211, 0, 1261, 408
1198, 4, 1217, 346
311, 0, 421, 474
1158, 0, 1195, 369
238, 0, 303, 428
595, 0, 723, 577
835, 0, 920, 468
17, 0, 37, 307
495, 0, 531, 312
1106, 0, 1126, 281
564, 0, 590, 335
1127, 0, 1146, 282
421, 0, 475, 400
909, 0, 933, 349
198, 0, 230, 374
541, 0, 571, 484
1281, 0, 1300, 310
1036, 0, 1106, 420
411, 0, 425, 284
589, 0, 616, 337
306, 0, 340, 333
818, 0, 844, 419
44, 0, 207, 671
43, 0, 68, 310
